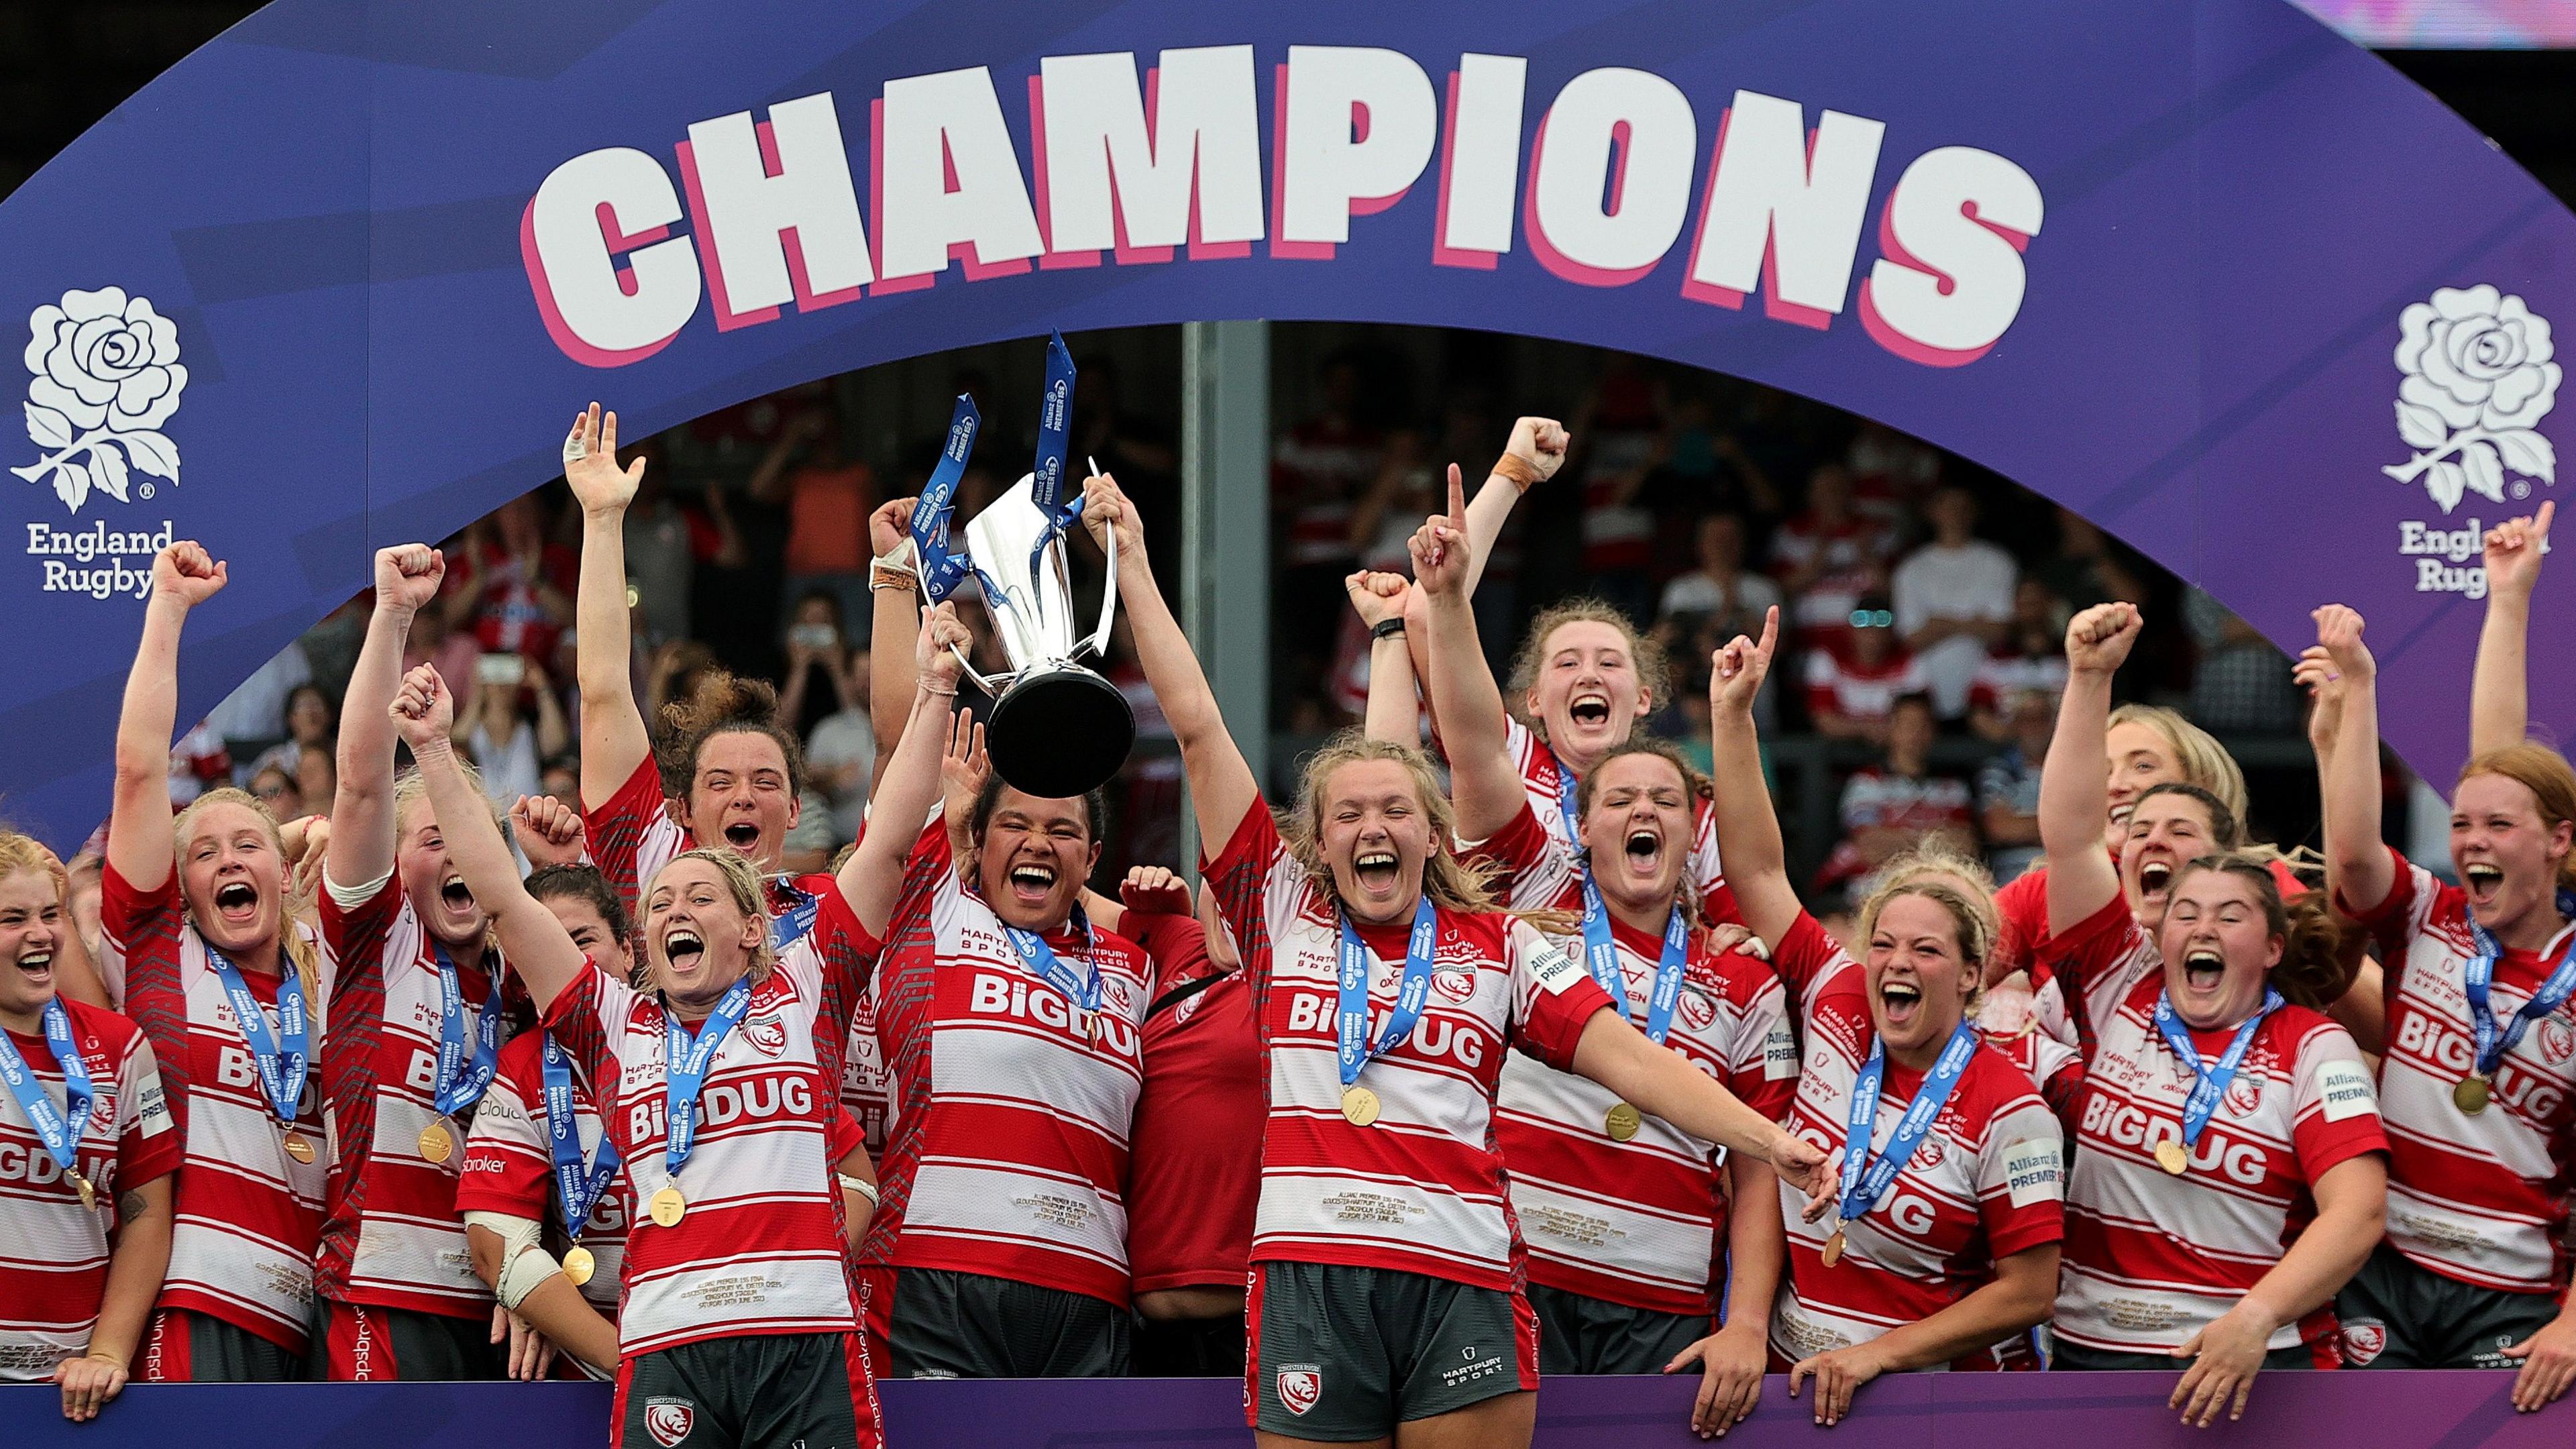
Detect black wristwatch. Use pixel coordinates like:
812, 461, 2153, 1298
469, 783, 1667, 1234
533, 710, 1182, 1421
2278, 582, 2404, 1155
1370, 617, 1407, 643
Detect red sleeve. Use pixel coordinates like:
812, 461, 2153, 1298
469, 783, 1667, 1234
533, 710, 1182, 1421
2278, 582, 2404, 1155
318, 874, 404, 1168
1200, 798, 1283, 972
453, 1052, 549, 1219
1461, 799, 1550, 881
2332, 844, 2420, 934
1988, 867, 2047, 980
538, 961, 614, 1097
799, 871, 882, 1049
1508, 921, 1617, 1071
2033, 892, 2136, 998
1771, 910, 1849, 1004
825, 1099, 864, 1166
113, 1032, 183, 1188
1724, 976, 1798, 1124
99, 861, 190, 1122
1126, 911, 1216, 999
1974, 1079, 2066, 1260
2288, 1020, 2390, 1185
1701, 878, 1743, 929
584, 754, 672, 924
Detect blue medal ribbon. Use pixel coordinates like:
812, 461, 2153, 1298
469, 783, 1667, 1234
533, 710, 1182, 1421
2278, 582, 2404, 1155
661, 974, 755, 1178
910, 394, 983, 604
1025, 333, 1081, 591
1837, 1018, 1979, 1228
2463, 893, 2576, 1079
539, 1031, 622, 1233
429, 945, 504, 1120
1335, 896, 1442, 1089
1000, 910, 1104, 1031
1577, 881, 1690, 1046
767, 878, 821, 953
2151, 986, 2283, 1155
0, 998, 96, 1194
207, 945, 307, 1128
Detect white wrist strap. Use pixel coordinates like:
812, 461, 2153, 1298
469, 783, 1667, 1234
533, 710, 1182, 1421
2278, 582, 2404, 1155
466, 1210, 560, 1310
837, 1173, 880, 1208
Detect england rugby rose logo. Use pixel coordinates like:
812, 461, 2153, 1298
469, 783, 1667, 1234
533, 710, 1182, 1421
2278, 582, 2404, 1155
13, 286, 186, 514
2384, 284, 2559, 513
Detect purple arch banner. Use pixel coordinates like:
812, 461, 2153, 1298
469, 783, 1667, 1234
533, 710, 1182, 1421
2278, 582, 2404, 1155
0, 0, 2566, 843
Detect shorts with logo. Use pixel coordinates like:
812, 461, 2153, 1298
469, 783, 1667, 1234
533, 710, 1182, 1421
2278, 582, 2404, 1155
141, 1307, 305, 1382
889, 1267, 1130, 1378
2334, 1242, 2563, 1369
1525, 1283, 1709, 1375
614, 1331, 879, 1449
1248, 1260, 1538, 1440
307, 1299, 498, 1381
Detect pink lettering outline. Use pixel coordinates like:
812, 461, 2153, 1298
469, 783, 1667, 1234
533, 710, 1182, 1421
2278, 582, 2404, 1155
1857, 193, 2031, 368
1521, 108, 1657, 288
1114, 68, 1176, 264
1430, 68, 1502, 270
675, 118, 867, 334
1678, 111, 1832, 329
1028, 74, 1100, 270
1269, 63, 1334, 259
519, 195, 685, 369
869, 98, 934, 294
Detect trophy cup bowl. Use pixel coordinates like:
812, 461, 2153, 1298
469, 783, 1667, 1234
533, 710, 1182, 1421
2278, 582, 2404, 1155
955, 474, 1134, 800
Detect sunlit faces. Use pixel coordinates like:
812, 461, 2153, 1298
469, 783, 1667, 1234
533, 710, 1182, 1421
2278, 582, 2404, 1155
538, 893, 633, 984
1320, 758, 1436, 925
2451, 771, 2575, 936
680, 730, 799, 869
394, 802, 491, 949
2155, 866, 2282, 1030
1579, 752, 1692, 912
1525, 619, 1652, 771
0, 868, 64, 1023
973, 788, 1099, 932
1864, 892, 1975, 1059
643, 857, 763, 1010
2103, 720, 2183, 832
2119, 791, 2220, 932
180, 799, 286, 959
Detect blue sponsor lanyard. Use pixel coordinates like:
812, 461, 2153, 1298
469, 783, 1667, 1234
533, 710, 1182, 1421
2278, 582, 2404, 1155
0, 998, 94, 1189
1577, 882, 1689, 1046
1000, 912, 1104, 1028
2151, 987, 2282, 1154
429, 945, 504, 1119
1335, 896, 1441, 1088
1025, 333, 1081, 589
661, 975, 754, 1178
2464, 892, 2576, 1078
540, 1031, 621, 1232
767, 878, 820, 953
207, 945, 307, 1127
910, 394, 983, 603
1837, 1018, 1978, 1226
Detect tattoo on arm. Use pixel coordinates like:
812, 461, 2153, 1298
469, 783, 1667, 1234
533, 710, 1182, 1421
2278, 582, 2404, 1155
118, 1191, 145, 1220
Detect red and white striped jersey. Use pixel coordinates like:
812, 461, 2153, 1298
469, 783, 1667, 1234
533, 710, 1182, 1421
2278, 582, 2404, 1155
101, 864, 331, 1353
2342, 845, 2576, 1293
318, 872, 516, 1320
1202, 801, 1616, 1293
1500, 716, 1736, 924
543, 888, 876, 1358
0, 999, 178, 1381
837, 989, 893, 1161
860, 820, 1149, 1306
1126, 910, 1260, 1295
2044, 898, 2386, 1355
1770, 912, 2063, 1366
456, 1031, 631, 1324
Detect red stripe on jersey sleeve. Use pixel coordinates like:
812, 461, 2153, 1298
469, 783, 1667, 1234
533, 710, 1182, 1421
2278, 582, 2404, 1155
585, 755, 677, 926
113, 1030, 183, 1188
100, 861, 193, 1130
1507, 921, 1615, 1072
454, 1046, 550, 1220
1990, 866, 2047, 981
1773, 910, 1845, 1004
1461, 800, 1550, 882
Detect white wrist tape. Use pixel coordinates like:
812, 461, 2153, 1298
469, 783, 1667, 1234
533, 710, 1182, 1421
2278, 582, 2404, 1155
837, 1173, 880, 1208
466, 1210, 561, 1311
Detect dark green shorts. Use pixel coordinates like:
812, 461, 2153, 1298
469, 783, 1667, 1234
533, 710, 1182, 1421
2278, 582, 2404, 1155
2334, 1241, 2563, 1369
888, 1267, 1130, 1379
1130, 1310, 1247, 1377
2053, 1339, 2320, 1372
1525, 1283, 1710, 1375
614, 1330, 878, 1449
309, 1298, 498, 1381
1247, 1261, 1537, 1440
141, 1307, 304, 1382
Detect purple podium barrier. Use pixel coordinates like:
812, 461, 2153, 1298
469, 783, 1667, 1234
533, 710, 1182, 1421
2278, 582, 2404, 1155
5, 1371, 2568, 1447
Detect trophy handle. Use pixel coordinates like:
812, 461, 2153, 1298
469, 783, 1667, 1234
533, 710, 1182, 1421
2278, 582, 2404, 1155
949, 644, 1015, 696
1078, 522, 1118, 661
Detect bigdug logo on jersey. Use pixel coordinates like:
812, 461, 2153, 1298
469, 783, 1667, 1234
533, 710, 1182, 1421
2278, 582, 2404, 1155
2394, 1012, 2561, 1119
967, 970, 1142, 1056
622, 1070, 818, 1143
1283, 989, 1492, 1069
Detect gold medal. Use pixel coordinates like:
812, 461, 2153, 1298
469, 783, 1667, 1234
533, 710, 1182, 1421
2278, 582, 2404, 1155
417, 1119, 455, 1165
1820, 1227, 1847, 1267
1605, 1102, 1642, 1142
72, 1171, 97, 1212
2454, 1075, 2492, 1115
2155, 1140, 2190, 1175
282, 1131, 316, 1165
561, 1246, 596, 1287
649, 1185, 688, 1228
1341, 1085, 1381, 1127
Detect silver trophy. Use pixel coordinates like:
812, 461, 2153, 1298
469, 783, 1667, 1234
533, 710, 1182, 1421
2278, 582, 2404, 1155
944, 472, 1133, 799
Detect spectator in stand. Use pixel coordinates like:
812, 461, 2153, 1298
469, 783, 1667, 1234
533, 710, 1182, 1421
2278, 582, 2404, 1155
1976, 687, 2055, 885
243, 684, 335, 794
1967, 580, 2070, 741
776, 592, 860, 741
2186, 590, 2302, 735
1843, 419, 1941, 536
205, 641, 314, 769
2033, 507, 2146, 612
444, 495, 576, 667
1656, 511, 1782, 648
246, 764, 305, 825
1328, 430, 1438, 720
402, 591, 481, 700
453, 651, 569, 809
1075, 354, 1181, 570
798, 644, 875, 849
1816, 693, 1974, 895
1570, 354, 1670, 625
1802, 597, 1922, 744
619, 439, 696, 649
771, 402, 876, 635
539, 756, 582, 816
1892, 484, 2017, 720
165, 720, 231, 808
1771, 463, 1894, 656
1272, 352, 1384, 713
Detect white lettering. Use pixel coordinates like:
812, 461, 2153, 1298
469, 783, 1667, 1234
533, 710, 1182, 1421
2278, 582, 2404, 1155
1683, 90, 1884, 321
523, 147, 702, 365
1276, 46, 1436, 249
682, 93, 871, 324
1433, 53, 1527, 262
1527, 67, 1699, 285
877, 66, 1045, 281
1037, 48, 1264, 254
1858, 146, 2044, 365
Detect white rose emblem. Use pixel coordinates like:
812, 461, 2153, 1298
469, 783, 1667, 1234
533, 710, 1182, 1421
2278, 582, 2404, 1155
2383, 284, 2559, 513
11, 286, 186, 514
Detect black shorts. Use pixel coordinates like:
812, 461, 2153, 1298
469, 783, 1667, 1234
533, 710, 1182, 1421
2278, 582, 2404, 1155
1525, 1283, 1709, 1375
1130, 1309, 1247, 1377
614, 1331, 879, 1449
1247, 1260, 1538, 1441
2053, 1340, 2322, 1372
888, 1267, 1130, 1378
140, 1307, 305, 1382
309, 1298, 498, 1381
2334, 1241, 2564, 1369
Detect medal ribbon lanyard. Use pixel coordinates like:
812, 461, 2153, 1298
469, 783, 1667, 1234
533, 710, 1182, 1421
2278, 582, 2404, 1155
909, 396, 983, 604
2463, 898, 2576, 1082
1577, 877, 1689, 1045
429, 945, 504, 1120
1837, 1019, 1979, 1230
661, 974, 755, 1179
2151, 986, 2282, 1158
1000, 910, 1105, 1028
0, 998, 95, 1195
767, 877, 821, 953
540, 1031, 622, 1231
1335, 896, 1441, 1091
207, 944, 308, 1126
1023, 333, 1082, 603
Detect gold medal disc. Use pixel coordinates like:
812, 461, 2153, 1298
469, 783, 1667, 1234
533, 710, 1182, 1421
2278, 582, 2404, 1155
417, 1120, 455, 1165
1341, 1085, 1381, 1127
1605, 1102, 1643, 1142
2155, 1140, 2190, 1175
72, 1172, 97, 1212
2454, 1075, 2492, 1115
648, 1185, 688, 1228
561, 1246, 596, 1287
282, 1131, 316, 1165
1820, 1227, 1847, 1267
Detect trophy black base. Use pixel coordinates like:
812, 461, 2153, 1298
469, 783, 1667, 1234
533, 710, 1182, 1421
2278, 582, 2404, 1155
984, 666, 1136, 800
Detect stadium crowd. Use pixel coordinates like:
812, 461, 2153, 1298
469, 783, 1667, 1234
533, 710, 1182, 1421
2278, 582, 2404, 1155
4, 376, 2575, 1449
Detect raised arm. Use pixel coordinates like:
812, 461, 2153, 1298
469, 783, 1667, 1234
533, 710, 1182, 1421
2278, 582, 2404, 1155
564, 403, 652, 812
1415, 466, 1529, 842
2040, 603, 2137, 937
1346, 571, 1419, 745
1403, 420, 1572, 738
837, 603, 969, 938
389, 664, 585, 1010
1082, 472, 1258, 853
2473, 502, 2550, 757
327, 544, 443, 892
1705, 609, 1801, 951
107, 543, 227, 893
865, 496, 921, 797
2312, 605, 2396, 916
